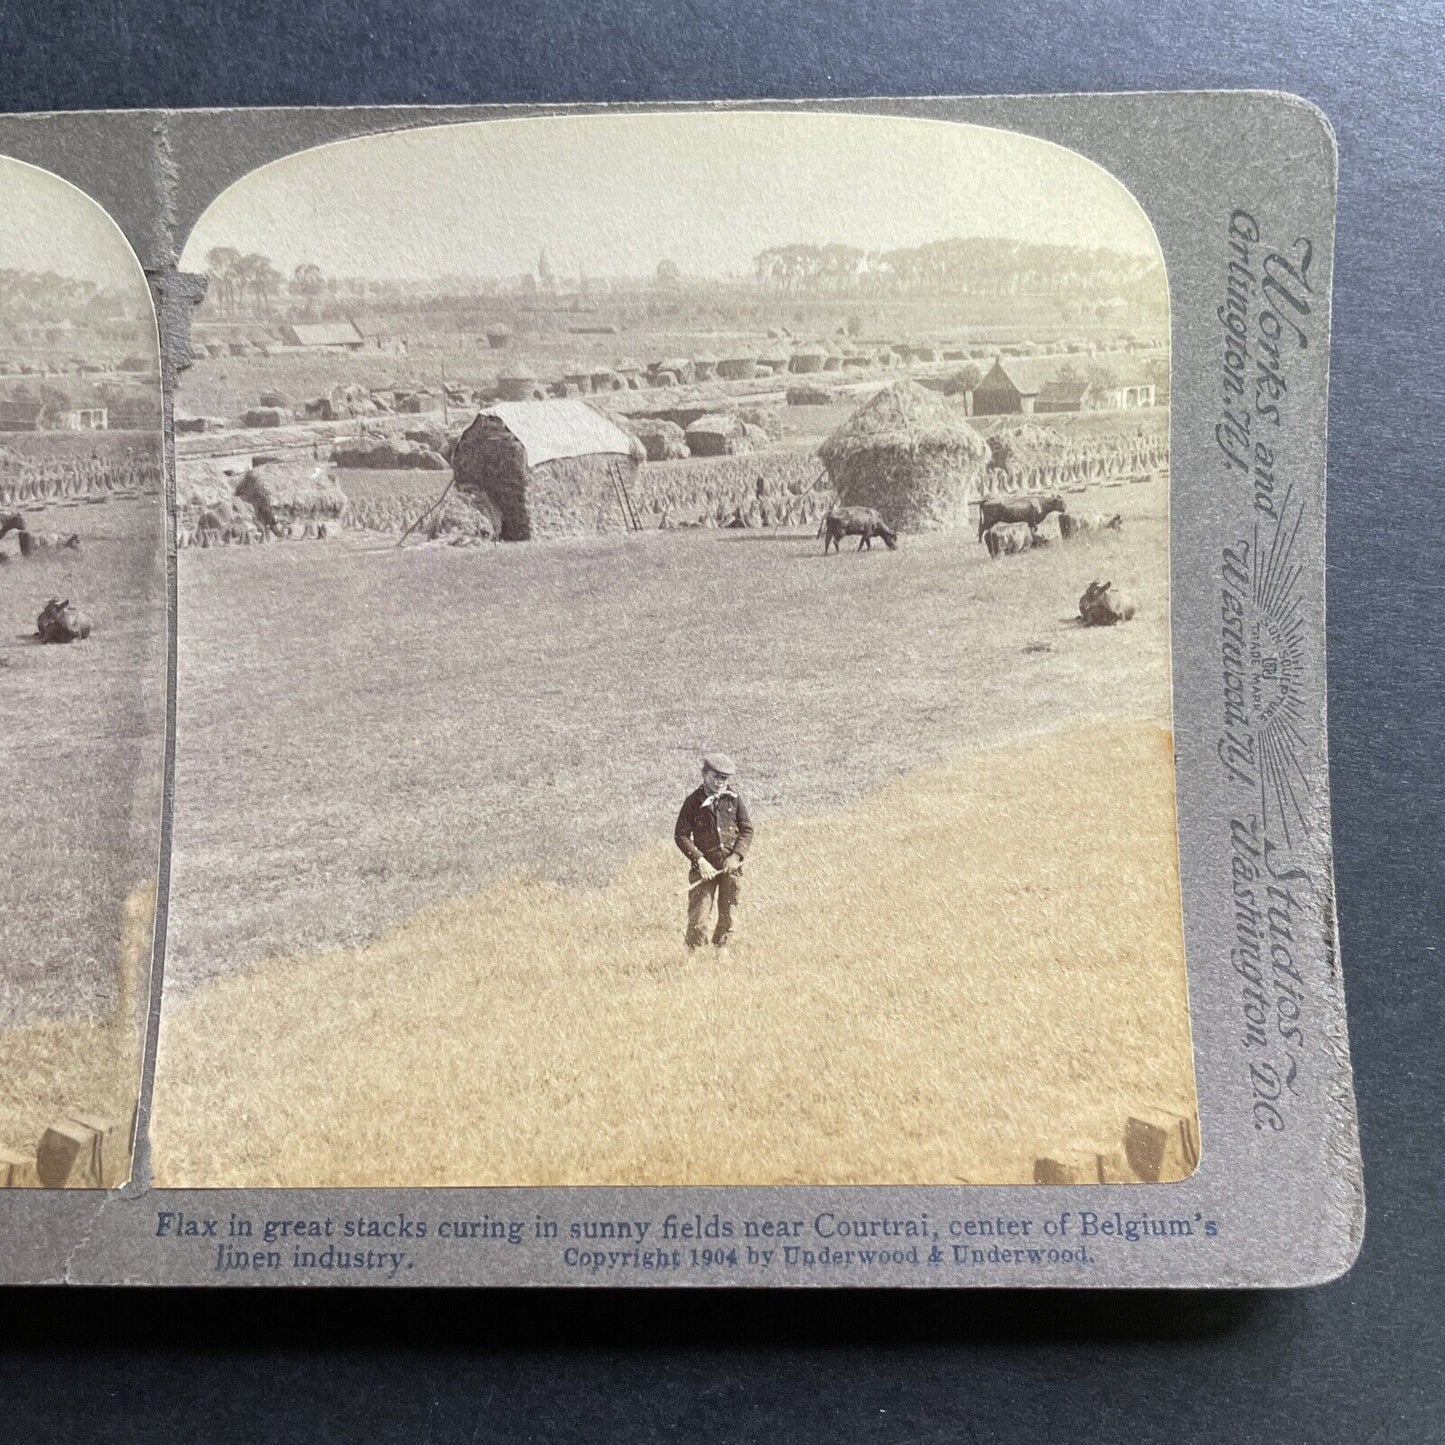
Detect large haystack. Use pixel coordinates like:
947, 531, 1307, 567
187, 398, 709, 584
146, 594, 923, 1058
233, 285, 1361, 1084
623, 416, 690, 462
716, 355, 758, 381
450, 399, 644, 541
234, 460, 347, 531
818, 379, 989, 531
685, 413, 749, 458
176, 461, 257, 543
330, 436, 448, 470
787, 382, 834, 406
984, 422, 1069, 481
655, 357, 695, 385
497, 367, 545, 402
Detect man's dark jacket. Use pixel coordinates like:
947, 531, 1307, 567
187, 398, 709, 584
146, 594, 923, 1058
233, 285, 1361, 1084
675, 787, 755, 869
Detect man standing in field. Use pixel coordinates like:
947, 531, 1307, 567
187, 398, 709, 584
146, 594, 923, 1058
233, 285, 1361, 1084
674, 753, 754, 950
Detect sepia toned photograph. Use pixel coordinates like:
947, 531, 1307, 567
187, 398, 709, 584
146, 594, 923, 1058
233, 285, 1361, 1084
0, 157, 165, 1190
149, 110, 1196, 1190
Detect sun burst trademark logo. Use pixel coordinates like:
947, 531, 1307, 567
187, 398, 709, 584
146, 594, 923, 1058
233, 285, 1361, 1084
1219, 489, 1312, 844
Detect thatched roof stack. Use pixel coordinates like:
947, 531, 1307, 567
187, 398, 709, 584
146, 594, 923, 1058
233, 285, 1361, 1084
818, 380, 989, 531
234, 461, 347, 530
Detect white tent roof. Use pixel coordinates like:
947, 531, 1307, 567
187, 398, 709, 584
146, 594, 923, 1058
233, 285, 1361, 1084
481, 400, 634, 468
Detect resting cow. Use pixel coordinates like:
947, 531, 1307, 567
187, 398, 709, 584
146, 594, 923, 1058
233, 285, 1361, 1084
17, 530, 82, 557
976, 493, 1066, 543
1078, 580, 1136, 626
35, 597, 92, 644
1059, 512, 1123, 542
822, 506, 898, 554
984, 521, 1041, 559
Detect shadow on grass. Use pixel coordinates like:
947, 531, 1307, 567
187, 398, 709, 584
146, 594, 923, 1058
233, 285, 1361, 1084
712, 529, 822, 545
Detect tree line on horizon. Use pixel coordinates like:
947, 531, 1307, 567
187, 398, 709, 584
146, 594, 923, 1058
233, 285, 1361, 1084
196, 232, 1167, 321
751, 237, 1163, 301
0, 268, 147, 325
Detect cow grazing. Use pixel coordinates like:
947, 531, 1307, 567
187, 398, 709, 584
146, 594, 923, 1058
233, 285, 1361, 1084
822, 506, 898, 554
1078, 580, 1136, 626
1059, 512, 1123, 542
35, 597, 92, 644
984, 521, 1042, 559
976, 493, 1066, 543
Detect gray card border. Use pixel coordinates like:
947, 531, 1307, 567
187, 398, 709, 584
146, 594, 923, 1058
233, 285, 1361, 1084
0, 92, 1362, 1287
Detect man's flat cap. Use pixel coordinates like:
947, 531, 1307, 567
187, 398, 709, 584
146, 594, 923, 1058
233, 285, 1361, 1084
702, 752, 738, 777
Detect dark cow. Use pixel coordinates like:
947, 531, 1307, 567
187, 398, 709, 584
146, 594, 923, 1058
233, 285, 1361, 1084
17, 530, 81, 557
1078, 580, 1136, 626
976, 493, 1066, 543
822, 506, 898, 554
2, 512, 81, 556
1059, 512, 1123, 542
35, 597, 92, 644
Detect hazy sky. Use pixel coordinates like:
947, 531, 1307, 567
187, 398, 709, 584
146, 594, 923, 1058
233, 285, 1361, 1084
181, 110, 1162, 281
0, 155, 149, 290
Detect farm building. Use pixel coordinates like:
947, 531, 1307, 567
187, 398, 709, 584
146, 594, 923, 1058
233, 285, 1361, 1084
819, 379, 989, 532
279, 320, 366, 352
1035, 378, 1091, 413
971, 358, 1041, 415
106, 393, 161, 429
1099, 378, 1158, 409
451, 399, 645, 541
0, 400, 44, 431
351, 314, 407, 354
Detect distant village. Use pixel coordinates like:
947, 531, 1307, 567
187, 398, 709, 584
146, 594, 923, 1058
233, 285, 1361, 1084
0, 271, 158, 434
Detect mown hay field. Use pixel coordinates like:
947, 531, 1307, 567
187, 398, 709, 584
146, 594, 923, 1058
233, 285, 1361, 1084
152, 720, 1193, 1187
0, 491, 165, 1156
165, 474, 1173, 994
156, 473, 1192, 1185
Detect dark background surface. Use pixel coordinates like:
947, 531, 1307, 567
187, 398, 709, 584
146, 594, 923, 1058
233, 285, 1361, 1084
3, 2, 1442, 1440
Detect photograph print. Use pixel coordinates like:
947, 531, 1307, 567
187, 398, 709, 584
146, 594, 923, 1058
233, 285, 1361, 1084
148, 110, 1196, 1190
0, 156, 166, 1190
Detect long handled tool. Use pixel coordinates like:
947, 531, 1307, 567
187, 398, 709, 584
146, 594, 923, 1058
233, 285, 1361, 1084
395, 474, 457, 547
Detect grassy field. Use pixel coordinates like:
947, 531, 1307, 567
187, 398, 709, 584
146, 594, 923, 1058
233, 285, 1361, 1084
153, 470, 1192, 1185
164, 474, 1173, 996
0, 490, 165, 1157
151, 720, 1193, 1188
